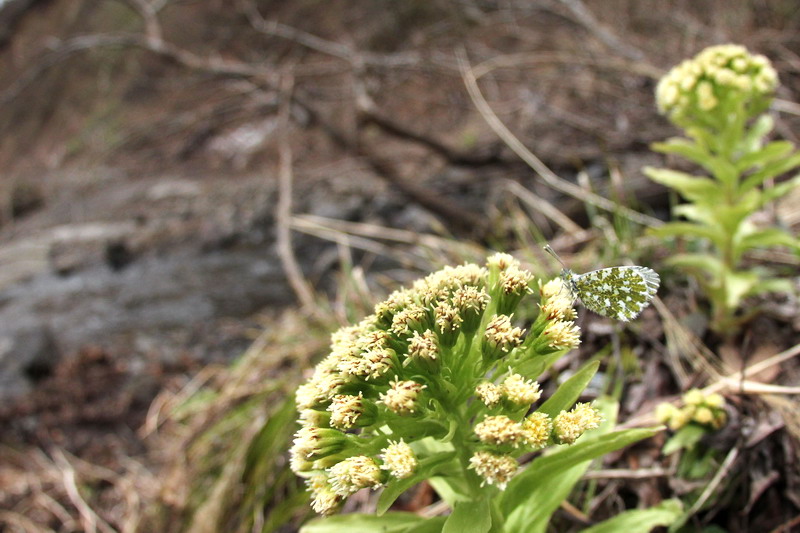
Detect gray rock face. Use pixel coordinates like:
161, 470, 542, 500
0, 325, 57, 400
0, 171, 290, 400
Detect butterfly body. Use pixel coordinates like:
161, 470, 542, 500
560, 266, 660, 322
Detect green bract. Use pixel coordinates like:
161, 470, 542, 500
647, 44, 800, 333
291, 254, 664, 532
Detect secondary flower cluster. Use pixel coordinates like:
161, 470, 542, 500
656, 44, 777, 126
655, 389, 727, 431
290, 253, 601, 515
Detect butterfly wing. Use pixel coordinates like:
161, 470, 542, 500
573, 266, 660, 321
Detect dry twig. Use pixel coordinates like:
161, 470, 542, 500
275, 74, 320, 319
458, 49, 662, 229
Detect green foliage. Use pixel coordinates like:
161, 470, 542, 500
647, 46, 800, 333
583, 499, 684, 533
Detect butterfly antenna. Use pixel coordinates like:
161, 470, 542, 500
543, 244, 566, 268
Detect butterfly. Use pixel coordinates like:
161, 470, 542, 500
544, 246, 660, 322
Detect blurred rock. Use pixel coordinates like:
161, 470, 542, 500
0, 325, 58, 401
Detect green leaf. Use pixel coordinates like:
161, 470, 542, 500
724, 270, 759, 309
400, 517, 447, 533
741, 114, 774, 153
301, 512, 428, 533
650, 222, 725, 248
243, 398, 297, 483
501, 427, 660, 520
410, 439, 470, 507
651, 138, 713, 170
377, 452, 457, 515
582, 499, 684, 533
746, 277, 794, 297
736, 227, 800, 256
443, 499, 492, 533
515, 348, 568, 381
537, 360, 600, 419
671, 203, 715, 226
741, 151, 800, 194
735, 140, 794, 173
762, 174, 800, 204
662, 424, 707, 455
666, 254, 724, 278
643, 167, 721, 203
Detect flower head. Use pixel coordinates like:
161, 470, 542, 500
553, 402, 602, 444
501, 373, 542, 407
469, 451, 518, 489
327, 455, 383, 496
407, 329, 440, 372
656, 44, 777, 126
657, 389, 727, 431
307, 474, 343, 516
482, 314, 525, 360
542, 320, 581, 351
328, 393, 375, 429
380, 379, 425, 415
522, 412, 553, 449
475, 382, 502, 408
380, 440, 418, 479
474, 415, 529, 448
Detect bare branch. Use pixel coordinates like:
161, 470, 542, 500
357, 95, 505, 167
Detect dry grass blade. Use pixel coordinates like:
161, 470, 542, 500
458, 48, 662, 229
684, 446, 739, 519
653, 297, 723, 385
293, 214, 482, 254
0, 511, 55, 533
290, 214, 483, 272
582, 467, 671, 480
470, 51, 663, 81
503, 179, 586, 235
275, 74, 320, 320
51, 448, 116, 533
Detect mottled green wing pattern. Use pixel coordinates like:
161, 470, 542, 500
568, 266, 660, 322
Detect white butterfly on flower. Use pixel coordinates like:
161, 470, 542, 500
544, 245, 660, 322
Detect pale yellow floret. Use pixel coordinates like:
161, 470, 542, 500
474, 415, 529, 448
543, 320, 581, 350
553, 402, 602, 444
693, 406, 714, 425
468, 451, 518, 490
327, 455, 383, 496
328, 393, 364, 430
522, 412, 553, 448
380, 440, 418, 479
682, 388, 705, 406
705, 393, 725, 409
476, 382, 502, 407
484, 314, 525, 354
502, 373, 542, 406
380, 379, 425, 415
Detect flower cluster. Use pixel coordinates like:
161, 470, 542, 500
656, 389, 727, 431
290, 253, 598, 515
656, 44, 777, 126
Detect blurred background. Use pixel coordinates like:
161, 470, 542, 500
1, 1, 799, 531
